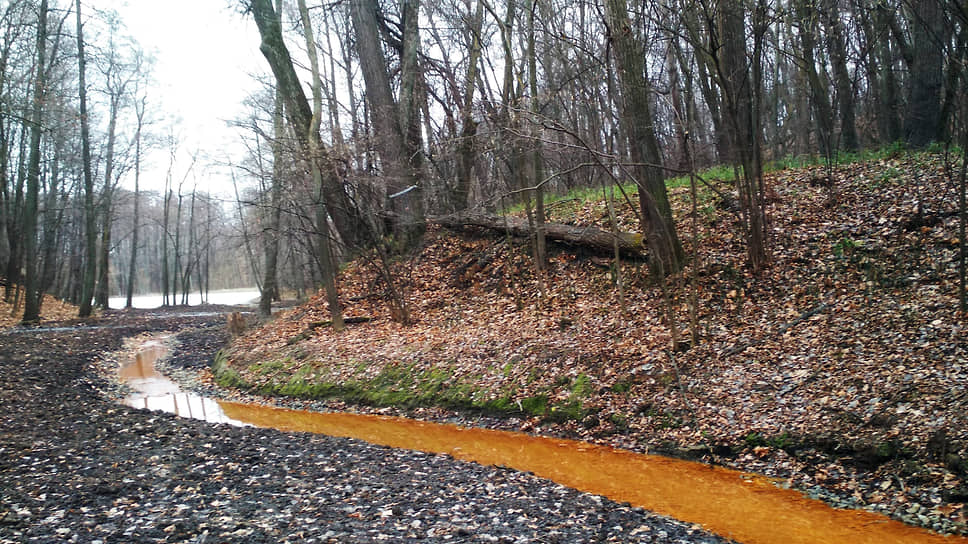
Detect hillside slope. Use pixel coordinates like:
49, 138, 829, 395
221, 151, 968, 534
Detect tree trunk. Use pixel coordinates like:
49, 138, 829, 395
162, 184, 171, 306
939, 22, 967, 144
903, 0, 944, 146
38, 134, 63, 308
126, 96, 146, 308
94, 91, 122, 309
350, 0, 425, 251
821, 0, 858, 151
249, 0, 367, 251
260, 0, 285, 318
75, 0, 96, 317
2, 123, 26, 304
527, 0, 546, 271
21, 0, 48, 323
603, 0, 683, 276
454, 0, 484, 212
297, 0, 344, 330
871, 5, 902, 143
173, 186, 183, 304
795, 0, 835, 161
713, 0, 769, 272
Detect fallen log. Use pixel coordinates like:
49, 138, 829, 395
431, 211, 645, 258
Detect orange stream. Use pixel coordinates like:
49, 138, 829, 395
119, 341, 966, 544
219, 401, 966, 544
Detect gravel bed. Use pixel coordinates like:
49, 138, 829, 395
0, 308, 731, 543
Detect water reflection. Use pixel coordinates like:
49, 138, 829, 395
119, 339, 247, 427
119, 338, 966, 544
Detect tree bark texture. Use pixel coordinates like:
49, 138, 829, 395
259, 0, 285, 318
795, 0, 835, 159
603, 0, 682, 275
821, 0, 858, 151
75, 0, 96, 317
713, 0, 769, 272
454, 0, 484, 212
297, 0, 344, 330
903, 0, 945, 146
21, 0, 48, 323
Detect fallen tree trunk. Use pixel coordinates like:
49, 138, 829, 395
431, 212, 645, 258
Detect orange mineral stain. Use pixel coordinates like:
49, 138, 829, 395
218, 401, 965, 544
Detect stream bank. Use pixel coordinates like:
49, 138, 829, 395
172, 323, 968, 537
0, 308, 726, 543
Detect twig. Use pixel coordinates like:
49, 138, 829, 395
666, 351, 697, 419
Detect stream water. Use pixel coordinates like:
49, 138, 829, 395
108, 288, 261, 310
119, 337, 966, 544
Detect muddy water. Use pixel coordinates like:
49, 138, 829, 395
119, 338, 246, 427
120, 339, 966, 544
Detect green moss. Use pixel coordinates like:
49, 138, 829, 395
571, 373, 592, 398
519, 395, 549, 416
546, 399, 587, 423
250, 359, 288, 376
608, 413, 628, 428
744, 431, 793, 449
478, 396, 515, 413
610, 380, 631, 394
212, 350, 246, 389
215, 354, 594, 423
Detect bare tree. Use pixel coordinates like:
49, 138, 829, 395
350, 0, 426, 251
297, 0, 344, 329
75, 0, 97, 317
258, 0, 286, 318
604, 0, 683, 275
125, 93, 147, 308
20, 0, 49, 323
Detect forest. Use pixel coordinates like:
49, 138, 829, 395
0, 0, 965, 324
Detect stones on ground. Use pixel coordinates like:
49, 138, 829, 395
1, 307, 729, 543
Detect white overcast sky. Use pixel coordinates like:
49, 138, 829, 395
85, 0, 266, 197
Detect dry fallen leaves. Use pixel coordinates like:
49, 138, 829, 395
0, 290, 79, 330
226, 151, 967, 532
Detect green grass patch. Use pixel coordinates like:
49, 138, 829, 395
519, 394, 549, 415
744, 431, 793, 449
504, 144, 955, 222
764, 141, 932, 172
545, 399, 587, 423
212, 356, 581, 419
249, 359, 289, 376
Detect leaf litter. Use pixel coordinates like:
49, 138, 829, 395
221, 152, 966, 534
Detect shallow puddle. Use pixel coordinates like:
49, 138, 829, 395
120, 338, 966, 544
120, 338, 246, 427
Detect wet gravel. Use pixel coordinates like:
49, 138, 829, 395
0, 308, 731, 543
